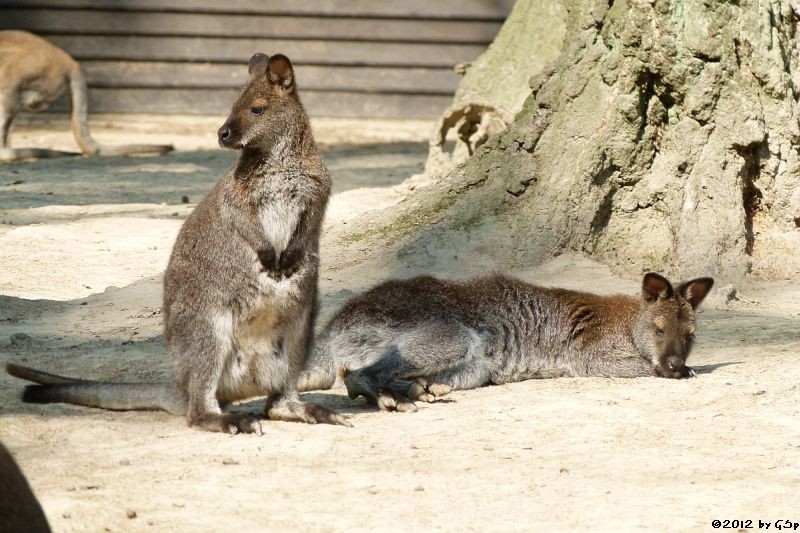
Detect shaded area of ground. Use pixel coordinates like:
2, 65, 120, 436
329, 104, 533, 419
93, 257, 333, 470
0, 142, 425, 210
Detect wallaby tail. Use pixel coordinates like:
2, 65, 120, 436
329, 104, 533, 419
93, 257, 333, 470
6, 363, 185, 415
67, 66, 174, 157
6, 363, 88, 385
0, 147, 80, 162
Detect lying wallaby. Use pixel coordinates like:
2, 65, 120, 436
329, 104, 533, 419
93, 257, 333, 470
7, 52, 348, 433
0, 441, 51, 533
299, 272, 714, 411
0, 30, 173, 162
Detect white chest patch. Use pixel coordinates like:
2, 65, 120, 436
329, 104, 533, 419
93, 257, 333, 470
259, 203, 300, 255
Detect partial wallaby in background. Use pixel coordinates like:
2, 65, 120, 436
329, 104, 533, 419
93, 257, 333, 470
7, 52, 349, 433
0, 441, 51, 533
0, 30, 173, 162
299, 273, 714, 411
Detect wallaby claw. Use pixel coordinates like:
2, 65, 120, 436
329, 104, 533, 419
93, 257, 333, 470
408, 380, 452, 403
377, 390, 417, 413
428, 383, 453, 398
218, 413, 262, 436
407, 382, 429, 402
311, 404, 353, 427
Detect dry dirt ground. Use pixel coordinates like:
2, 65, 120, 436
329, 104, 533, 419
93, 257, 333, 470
1, 117, 799, 532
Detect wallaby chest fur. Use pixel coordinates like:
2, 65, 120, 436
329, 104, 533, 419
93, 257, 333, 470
300, 273, 714, 402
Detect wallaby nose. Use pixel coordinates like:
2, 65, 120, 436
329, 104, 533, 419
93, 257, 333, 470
666, 355, 684, 372
218, 126, 231, 142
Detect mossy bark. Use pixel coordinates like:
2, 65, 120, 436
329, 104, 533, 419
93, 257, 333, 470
423, 0, 583, 179
340, 0, 800, 281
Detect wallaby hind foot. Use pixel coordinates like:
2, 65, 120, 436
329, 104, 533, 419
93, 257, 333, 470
266, 394, 352, 427
191, 412, 263, 436
343, 351, 452, 413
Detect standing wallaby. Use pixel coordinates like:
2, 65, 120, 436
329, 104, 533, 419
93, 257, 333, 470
0, 30, 173, 161
299, 273, 714, 411
6, 52, 349, 433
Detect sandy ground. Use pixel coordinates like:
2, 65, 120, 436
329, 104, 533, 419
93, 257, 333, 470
1, 117, 799, 532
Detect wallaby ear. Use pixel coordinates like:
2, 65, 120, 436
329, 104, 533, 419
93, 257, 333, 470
678, 277, 714, 309
248, 53, 270, 76
267, 54, 295, 92
642, 273, 674, 302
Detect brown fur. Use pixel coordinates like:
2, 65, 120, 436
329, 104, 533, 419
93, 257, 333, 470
0, 30, 173, 161
6, 53, 349, 433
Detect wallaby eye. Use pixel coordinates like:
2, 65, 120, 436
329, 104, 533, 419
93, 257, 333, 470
654, 326, 664, 336
251, 106, 265, 116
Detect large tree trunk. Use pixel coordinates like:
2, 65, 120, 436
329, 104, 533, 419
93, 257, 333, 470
334, 0, 800, 281
420, 0, 583, 182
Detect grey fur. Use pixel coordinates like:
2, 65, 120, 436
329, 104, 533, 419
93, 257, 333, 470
299, 273, 714, 409
6, 53, 350, 433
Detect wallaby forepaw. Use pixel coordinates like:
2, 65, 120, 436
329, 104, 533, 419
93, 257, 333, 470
258, 246, 305, 280
654, 364, 696, 379
257, 246, 278, 271
278, 247, 305, 277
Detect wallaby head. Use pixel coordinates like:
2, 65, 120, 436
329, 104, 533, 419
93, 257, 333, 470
218, 53, 299, 150
634, 273, 714, 378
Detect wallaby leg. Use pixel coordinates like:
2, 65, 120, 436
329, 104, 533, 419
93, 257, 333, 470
266, 310, 352, 427
341, 319, 488, 412
0, 106, 12, 148
372, 378, 452, 412
184, 323, 263, 435
343, 347, 458, 412
346, 374, 452, 413
584, 354, 658, 378
343, 349, 421, 412
0, 105, 78, 160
